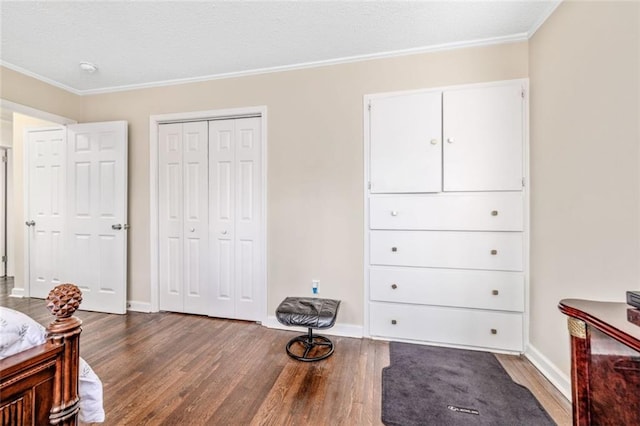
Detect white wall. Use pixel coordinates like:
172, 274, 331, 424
528, 0, 640, 391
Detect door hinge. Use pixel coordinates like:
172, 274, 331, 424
1, 155, 6, 163
368, 181, 372, 190
522, 177, 526, 187
368, 102, 371, 112
521, 89, 526, 99
1, 255, 7, 263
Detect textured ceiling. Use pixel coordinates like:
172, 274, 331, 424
0, 1, 560, 95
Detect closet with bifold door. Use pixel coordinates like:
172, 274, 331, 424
158, 117, 262, 321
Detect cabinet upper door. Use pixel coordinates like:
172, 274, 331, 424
443, 83, 524, 192
369, 91, 442, 193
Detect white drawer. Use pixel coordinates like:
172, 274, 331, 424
369, 192, 523, 231
369, 267, 524, 312
370, 230, 523, 271
369, 302, 523, 352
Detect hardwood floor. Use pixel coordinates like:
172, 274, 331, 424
1, 279, 570, 425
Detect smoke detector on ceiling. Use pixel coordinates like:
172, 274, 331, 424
79, 62, 98, 74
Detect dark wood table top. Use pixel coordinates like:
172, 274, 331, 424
559, 298, 640, 351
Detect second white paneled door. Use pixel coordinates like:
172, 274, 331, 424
209, 117, 262, 321
158, 117, 263, 321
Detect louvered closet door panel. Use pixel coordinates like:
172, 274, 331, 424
370, 91, 442, 193
443, 83, 524, 191
369, 267, 524, 312
182, 122, 209, 315
233, 117, 262, 321
370, 230, 523, 271
159, 123, 185, 312
209, 120, 236, 319
370, 192, 523, 231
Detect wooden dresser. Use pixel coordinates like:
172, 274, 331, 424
559, 299, 640, 425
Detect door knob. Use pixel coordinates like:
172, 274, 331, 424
430, 139, 439, 145
112, 224, 123, 230
447, 138, 455, 144
390, 211, 398, 216
190, 228, 195, 233
391, 284, 398, 290
25, 220, 35, 227
221, 230, 228, 235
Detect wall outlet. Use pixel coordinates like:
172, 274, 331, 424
312, 280, 319, 294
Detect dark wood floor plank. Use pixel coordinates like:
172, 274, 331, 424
1, 279, 570, 425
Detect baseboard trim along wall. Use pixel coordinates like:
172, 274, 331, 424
9, 287, 25, 298
263, 316, 364, 338
525, 343, 571, 401
127, 300, 153, 313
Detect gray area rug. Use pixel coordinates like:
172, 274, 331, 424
382, 342, 556, 425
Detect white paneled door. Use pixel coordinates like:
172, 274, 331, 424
65, 122, 128, 313
26, 122, 128, 314
209, 117, 262, 321
27, 128, 66, 298
158, 122, 210, 315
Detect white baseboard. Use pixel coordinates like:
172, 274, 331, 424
127, 300, 152, 313
262, 315, 364, 338
525, 343, 572, 401
9, 287, 25, 298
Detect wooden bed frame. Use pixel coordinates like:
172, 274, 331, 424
0, 284, 83, 425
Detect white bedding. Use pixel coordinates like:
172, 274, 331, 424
0, 306, 105, 423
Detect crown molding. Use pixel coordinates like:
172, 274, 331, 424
3, 33, 529, 96
1, 61, 83, 96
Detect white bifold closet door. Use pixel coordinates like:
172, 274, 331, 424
158, 122, 210, 315
209, 117, 262, 321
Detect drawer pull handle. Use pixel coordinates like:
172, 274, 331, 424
391, 211, 398, 216
391, 284, 398, 290
491, 210, 498, 216
491, 329, 497, 335
391, 247, 398, 252
490, 249, 498, 255
492, 289, 499, 296
391, 320, 397, 325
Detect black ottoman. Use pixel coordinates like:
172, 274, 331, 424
276, 297, 341, 362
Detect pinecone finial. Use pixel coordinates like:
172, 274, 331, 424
46, 283, 82, 318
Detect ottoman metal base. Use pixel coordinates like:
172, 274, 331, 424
286, 328, 334, 362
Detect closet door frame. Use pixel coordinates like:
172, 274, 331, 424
149, 106, 268, 322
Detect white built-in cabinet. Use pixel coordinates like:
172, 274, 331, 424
365, 79, 527, 352
158, 117, 262, 321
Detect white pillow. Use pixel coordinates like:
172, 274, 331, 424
0, 306, 47, 358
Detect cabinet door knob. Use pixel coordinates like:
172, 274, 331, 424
491, 210, 498, 216
391, 319, 397, 325
492, 289, 499, 296
391, 284, 398, 290
491, 329, 498, 335
430, 139, 439, 145
447, 138, 455, 144
391, 211, 398, 216
490, 249, 498, 255
189, 227, 195, 232
391, 247, 398, 252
